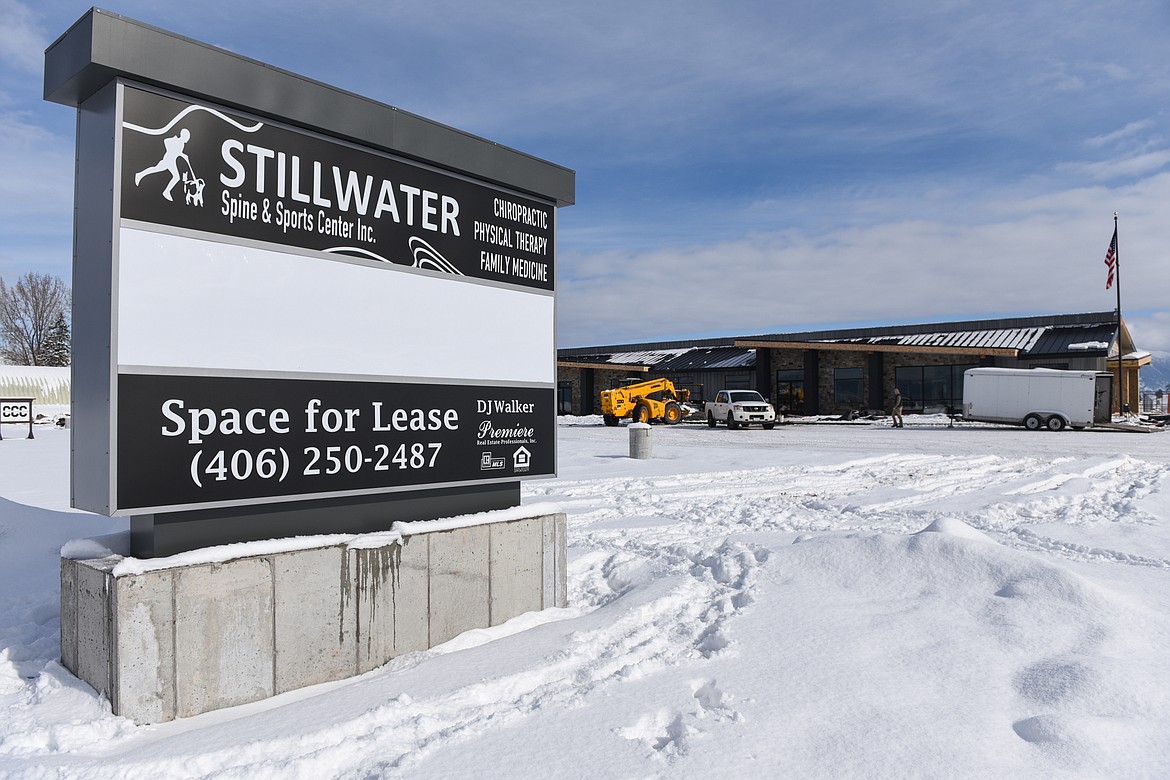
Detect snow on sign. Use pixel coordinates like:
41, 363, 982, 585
79, 82, 557, 515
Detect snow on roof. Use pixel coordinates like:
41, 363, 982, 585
0, 365, 70, 405
655, 346, 756, 371
603, 348, 695, 366
826, 327, 1047, 352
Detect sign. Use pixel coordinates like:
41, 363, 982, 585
119, 88, 554, 291
86, 83, 557, 515
117, 375, 553, 512
0, 398, 34, 440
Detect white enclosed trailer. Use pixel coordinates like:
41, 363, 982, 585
962, 368, 1112, 431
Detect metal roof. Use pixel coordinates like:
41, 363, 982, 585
655, 347, 756, 372
1023, 324, 1116, 357
565, 348, 692, 368
741, 311, 1119, 344
559, 312, 1130, 363
826, 327, 1048, 352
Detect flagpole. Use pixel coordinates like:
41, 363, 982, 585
1114, 212, 1124, 416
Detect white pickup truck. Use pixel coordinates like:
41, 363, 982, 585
705, 390, 777, 429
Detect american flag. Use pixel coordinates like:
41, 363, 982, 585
1104, 228, 1117, 289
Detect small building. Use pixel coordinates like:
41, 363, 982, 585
557, 311, 1149, 417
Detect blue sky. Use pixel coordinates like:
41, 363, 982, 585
2, 0, 1169, 352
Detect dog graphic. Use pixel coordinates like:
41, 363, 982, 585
183, 172, 205, 206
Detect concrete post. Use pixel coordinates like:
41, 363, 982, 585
629, 422, 652, 459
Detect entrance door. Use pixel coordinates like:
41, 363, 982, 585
557, 382, 574, 415
1093, 375, 1112, 423
776, 369, 804, 414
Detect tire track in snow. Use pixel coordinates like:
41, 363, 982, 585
530, 453, 1170, 574
46, 545, 766, 779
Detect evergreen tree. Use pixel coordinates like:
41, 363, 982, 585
40, 311, 71, 367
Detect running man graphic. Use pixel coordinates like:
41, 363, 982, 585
134, 128, 193, 201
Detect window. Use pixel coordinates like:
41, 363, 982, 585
834, 367, 864, 405
724, 372, 752, 390
776, 369, 805, 413
895, 364, 975, 411
557, 382, 573, 415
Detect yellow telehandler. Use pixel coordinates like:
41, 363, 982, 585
600, 378, 691, 426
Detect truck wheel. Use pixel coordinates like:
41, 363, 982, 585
1046, 416, 1066, 432
1024, 413, 1042, 431
663, 401, 683, 425
763, 422, 775, 430
727, 412, 739, 430
707, 412, 717, 428
632, 402, 651, 424
603, 414, 619, 427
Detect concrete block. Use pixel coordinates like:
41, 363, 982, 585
490, 518, 544, 625
60, 508, 564, 723
174, 558, 274, 718
75, 558, 114, 698
391, 535, 429, 657
542, 514, 569, 609
542, 515, 554, 610
428, 525, 489, 646
553, 514, 568, 608
351, 543, 394, 674
352, 535, 430, 672
274, 545, 354, 693
59, 558, 78, 675
112, 569, 175, 723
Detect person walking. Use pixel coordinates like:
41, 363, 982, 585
891, 388, 904, 428
134, 128, 193, 202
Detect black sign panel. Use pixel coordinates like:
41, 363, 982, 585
119, 86, 554, 291
117, 374, 554, 512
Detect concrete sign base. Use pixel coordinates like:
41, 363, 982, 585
60, 512, 567, 723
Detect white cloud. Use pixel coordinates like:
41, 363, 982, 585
0, 0, 45, 73
1127, 312, 1170, 355
557, 171, 1170, 347
1086, 120, 1154, 149
0, 110, 72, 217
1058, 150, 1170, 181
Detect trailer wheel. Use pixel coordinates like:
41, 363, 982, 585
1024, 413, 1043, 431
1046, 416, 1066, 432
662, 401, 683, 425
707, 412, 717, 428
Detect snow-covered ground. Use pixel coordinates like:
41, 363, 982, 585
1, 414, 1168, 778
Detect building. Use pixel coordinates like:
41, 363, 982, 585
558, 311, 1150, 417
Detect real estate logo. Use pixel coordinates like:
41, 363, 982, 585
480, 451, 506, 471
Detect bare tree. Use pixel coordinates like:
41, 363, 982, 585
0, 273, 71, 366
